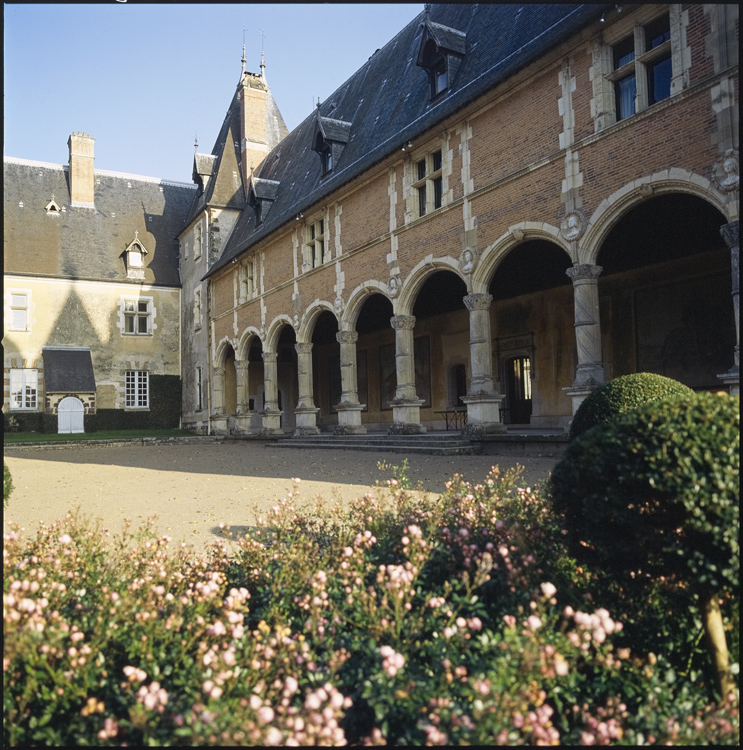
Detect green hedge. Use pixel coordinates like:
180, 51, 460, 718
3, 376, 181, 433
96, 375, 182, 430
552, 392, 740, 595
569, 372, 694, 440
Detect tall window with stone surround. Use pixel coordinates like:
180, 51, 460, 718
125, 370, 149, 408
304, 217, 326, 270
601, 10, 674, 124
9, 368, 38, 410
412, 149, 443, 218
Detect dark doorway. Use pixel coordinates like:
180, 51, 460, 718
505, 355, 532, 424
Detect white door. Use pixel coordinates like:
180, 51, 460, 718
58, 397, 85, 434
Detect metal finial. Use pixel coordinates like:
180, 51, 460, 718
194, 132, 198, 152
259, 29, 266, 78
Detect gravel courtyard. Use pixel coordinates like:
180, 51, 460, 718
3, 441, 558, 552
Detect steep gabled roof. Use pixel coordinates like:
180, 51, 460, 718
206, 3, 606, 279
183, 73, 289, 230
3, 157, 194, 286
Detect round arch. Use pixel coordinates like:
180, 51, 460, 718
264, 315, 296, 351
297, 300, 337, 343
236, 327, 262, 360
396, 257, 463, 316
580, 173, 730, 265
473, 223, 570, 291
214, 336, 237, 367
342, 281, 392, 331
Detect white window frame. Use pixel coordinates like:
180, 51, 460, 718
9, 368, 38, 410
125, 370, 149, 409
8, 291, 30, 332
239, 255, 258, 303
121, 296, 153, 336
409, 146, 444, 219
302, 215, 327, 272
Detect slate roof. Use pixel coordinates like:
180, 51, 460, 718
206, 3, 607, 279
182, 72, 289, 229
3, 158, 195, 287
42, 348, 96, 392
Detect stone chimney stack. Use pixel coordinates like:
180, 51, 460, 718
238, 72, 269, 186
67, 132, 95, 206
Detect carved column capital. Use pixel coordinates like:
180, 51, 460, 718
390, 314, 416, 330
235, 361, 250, 373
463, 293, 493, 312
295, 342, 314, 355
336, 331, 358, 345
262, 352, 278, 365
566, 264, 603, 282
212, 365, 225, 376
720, 220, 740, 249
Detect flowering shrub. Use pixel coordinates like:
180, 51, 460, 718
4, 468, 739, 745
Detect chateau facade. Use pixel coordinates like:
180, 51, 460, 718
4, 5, 739, 437
182, 3, 739, 437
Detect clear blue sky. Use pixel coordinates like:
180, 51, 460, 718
4, 3, 422, 184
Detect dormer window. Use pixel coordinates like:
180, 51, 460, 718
248, 178, 280, 226
45, 196, 61, 215
416, 18, 466, 99
124, 232, 148, 279
312, 111, 351, 176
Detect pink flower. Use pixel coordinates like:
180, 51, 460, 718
59, 534, 72, 545
540, 582, 557, 598
503, 614, 516, 628
258, 706, 275, 723
527, 615, 542, 631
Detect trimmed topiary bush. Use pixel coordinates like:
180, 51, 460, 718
568, 372, 694, 441
551, 392, 740, 697
3, 462, 13, 507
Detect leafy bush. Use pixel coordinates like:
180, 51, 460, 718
3, 463, 12, 507
552, 392, 740, 698
569, 372, 693, 440
3, 465, 739, 745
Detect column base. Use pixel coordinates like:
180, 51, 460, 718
563, 380, 602, 416
717, 367, 739, 395
232, 413, 256, 435
210, 415, 229, 435
461, 392, 506, 434
334, 402, 367, 434
294, 406, 320, 436
389, 398, 426, 434
259, 409, 284, 436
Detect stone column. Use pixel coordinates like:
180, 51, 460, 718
233, 361, 255, 434
563, 264, 606, 414
389, 314, 426, 433
210, 365, 229, 434
335, 330, 366, 434
461, 293, 505, 434
260, 351, 283, 435
294, 342, 320, 435
718, 220, 740, 394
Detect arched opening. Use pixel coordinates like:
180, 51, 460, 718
310, 310, 340, 428
276, 325, 298, 432
411, 270, 469, 428
246, 338, 264, 430
488, 240, 572, 427
58, 396, 84, 434
596, 194, 731, 389
223, 345, 237, 416
354, 293, 394, 429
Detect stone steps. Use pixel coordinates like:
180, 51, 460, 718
274, 433, 481, 456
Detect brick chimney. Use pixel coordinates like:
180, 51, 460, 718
67, 132, 95, 206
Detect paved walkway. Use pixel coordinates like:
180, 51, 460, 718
3, 441, 559, 552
